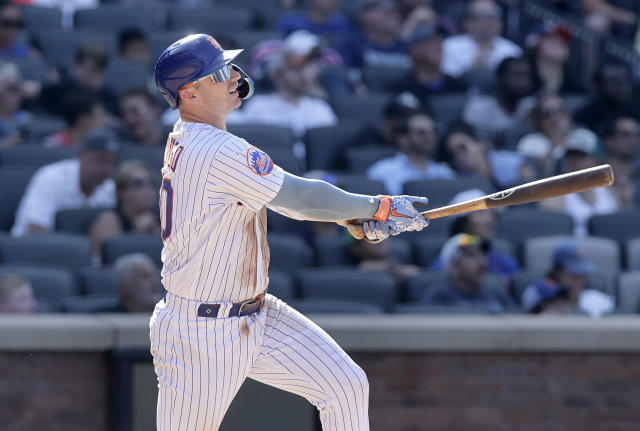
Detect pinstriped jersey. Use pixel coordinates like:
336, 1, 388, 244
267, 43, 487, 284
159, 120, 284, 302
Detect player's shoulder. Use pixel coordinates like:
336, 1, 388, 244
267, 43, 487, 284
174, 120, 242, 153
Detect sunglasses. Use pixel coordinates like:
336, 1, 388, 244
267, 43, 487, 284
0, 19, 23, 28
181, 64, 233, 90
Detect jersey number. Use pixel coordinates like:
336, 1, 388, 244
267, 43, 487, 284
160, 178, 173, 241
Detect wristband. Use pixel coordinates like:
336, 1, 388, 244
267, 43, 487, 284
373, 195, 392, 221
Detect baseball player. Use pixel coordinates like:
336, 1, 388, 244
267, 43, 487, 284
150, 33, 430, 431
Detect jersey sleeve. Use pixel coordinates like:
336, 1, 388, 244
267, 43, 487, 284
207, 136, 284, 211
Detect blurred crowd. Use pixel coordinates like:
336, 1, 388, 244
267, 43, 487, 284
1, 0, 640, 316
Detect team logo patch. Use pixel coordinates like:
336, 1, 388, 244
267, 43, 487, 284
246, 147, 274, 176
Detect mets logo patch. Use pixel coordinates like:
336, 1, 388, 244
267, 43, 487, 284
246, 146, 274, 176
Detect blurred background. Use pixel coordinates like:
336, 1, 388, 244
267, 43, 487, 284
1, 0, 640, 429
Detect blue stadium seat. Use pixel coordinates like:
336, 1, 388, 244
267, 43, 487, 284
286, 298, 384, 314
617, 271, 640, 312
297, 268, 397, 311
627, 238, 640, 271
82, 266, 118, 296
22, 5, 62, 32
227, 124, 296, 153
169, 7, 253, 34
267, 270, 295, 301
21, 116, 66, 142
402, 177, 494, 208
497, 209, 574, 246
118, 145, 164, 172
404, 270, 447, 302
55, 207, 110, 234
589, 211, 640, 244
268, 234, 312, 275
330, 93, 392, 126
103, 60, 150, 96
73, 5, 165, 32
0, 146, 77, 167
101, 234, 163, 268
0, 264, 77, 311
393, 303, 491, 314
344, 145, 398, 174
411, 235, 448, 268
305, 122, 366, 171
36, 30, 116, 69
362, 67, 406, 93
314, 236, 412, 267
62, 295, 121, 313
335, 174, 386, 196
523, 235, 621, 273
0, 166, 37, 232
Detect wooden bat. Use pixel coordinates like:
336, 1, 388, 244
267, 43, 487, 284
345, 164, 615, 240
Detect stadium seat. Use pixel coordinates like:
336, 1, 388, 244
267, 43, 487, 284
267, 234, 312, 275
393, 303, 491, 314
0, 234, 92, 280
497, 209, 574, 246
0, 146, 76, 167
0, 166, 37, 232
330, 93, 392, 126
267, 270, 295, 301
73, 5, 164, 32
402, 177, 494, 208
510, 270, 544, 303
82, 266, 118, 296
426, 94, 467, 134
55, 207, 109, 234
335, 174, 386, 196
169, 7, 253, 34
523, 235, 621, 273
0, 264, 77, 311
404, 270, 447, 302
12, 58, 48, 84
22, 5, 62, 32
103, 60, 150, 96
305, 122, 365, 171
266, 147, 300, 175
407, 217, 453, 238
36, 30, 116, 69
589, 211, 640, 244
344, 145, 397, 173
285, 298, 384, 314
361, 66, 406, 93
101, 234, 163, 268
118, 145, 164, 171
412, 235, 448, 268
62, 295, 121, 313
227, 124, 296, 153
234, 30, 281, 51
149, 31, 192, 62
266, 208, 297, 233
297, 268, 397, 311
21, 116, 66, 142
627, 238, 640, 271
617, 271, 640, 312
314, 235, 412, 267
460, 68, 496, 94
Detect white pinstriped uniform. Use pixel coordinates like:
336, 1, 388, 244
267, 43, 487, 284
149, 120, 370, 430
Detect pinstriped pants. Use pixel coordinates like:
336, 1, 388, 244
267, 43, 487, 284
150, 293, 370, 430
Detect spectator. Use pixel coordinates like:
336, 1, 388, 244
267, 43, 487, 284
367, 109, 455, 195
441, 0, 522, 79
277, 0, 352, 48
574, 61, 640, 134
119, 88, 166, 146
462, 56, 535, 144
601, 115, 639, 208
90, 160, 159, 264
339, 0, 411, 70
443, 122, 536, 189
539, 128, 618, 236
349, 235, 420, 281
0, 60, 29, 148
227, 41, 337, 160
358, 91, 424, 147
582, 0, 637, 40
40, 41, 119, 116
117, 28, 151, 65
12, 128, 118, 237
431, 189, 520, 289
517, 94, 573, 175
43, 91, 106, 148
0, 274, 37, 313
522, 242, 614, 317
421, 233, 517, 313
113, 253, 163, 313
0, 0, 33, 60
393, 24, 468, 103
525, 24, 584, 95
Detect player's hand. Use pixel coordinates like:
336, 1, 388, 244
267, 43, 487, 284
362, 220, 390, 243
376, 195, 429, 234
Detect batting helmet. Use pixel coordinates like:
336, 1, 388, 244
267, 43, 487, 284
155, 34, 251, 109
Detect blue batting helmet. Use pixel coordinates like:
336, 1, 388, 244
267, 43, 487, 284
155, 34, 243, 109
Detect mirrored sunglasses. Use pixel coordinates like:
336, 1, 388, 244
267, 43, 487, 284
181, 64, 232, 90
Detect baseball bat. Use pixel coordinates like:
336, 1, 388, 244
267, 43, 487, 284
345, 164, 615, 240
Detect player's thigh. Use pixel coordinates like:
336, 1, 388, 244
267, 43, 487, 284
247, 296, 369, 407
151, 304, 263, 430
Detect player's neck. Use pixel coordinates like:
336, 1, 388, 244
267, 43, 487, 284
179, 109, 227, 130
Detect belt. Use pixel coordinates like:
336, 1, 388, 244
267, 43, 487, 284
197, 292, 265, 318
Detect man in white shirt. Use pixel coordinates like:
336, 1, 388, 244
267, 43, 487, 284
442, 0, 522, 78
11, 128, 118, 236
367, 109, 455, 194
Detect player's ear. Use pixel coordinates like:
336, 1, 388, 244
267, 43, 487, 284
178, 87, 198, 105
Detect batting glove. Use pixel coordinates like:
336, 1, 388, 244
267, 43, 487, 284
362, 220, 391, 243
373, 195, 429, 235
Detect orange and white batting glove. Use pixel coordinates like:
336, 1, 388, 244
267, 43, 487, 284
373, 195, 430, 235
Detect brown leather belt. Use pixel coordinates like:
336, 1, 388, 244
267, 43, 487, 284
197, 292, 265, 318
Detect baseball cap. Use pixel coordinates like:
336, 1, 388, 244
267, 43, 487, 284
552, 243, 596, 275
525, 24, 571, 49
564, 128, 598, 156
81, 128, 120, 153
522, 278, 570, 312
439, 233, 487, 269
384, 92, 423, 118
408, 24, 446, 46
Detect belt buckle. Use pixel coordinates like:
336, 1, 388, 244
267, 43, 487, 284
238, 294, 263, 316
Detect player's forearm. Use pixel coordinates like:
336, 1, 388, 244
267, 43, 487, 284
268, 172, 378, 221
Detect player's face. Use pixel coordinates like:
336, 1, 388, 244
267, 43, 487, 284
195, 65, 243, 114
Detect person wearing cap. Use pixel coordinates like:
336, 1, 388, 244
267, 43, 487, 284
11, 127, 118, 237
441, 0, 522, 78
540, 127, 618, 236
367, 108, 455, 195
357, 91, 424, 147
521, 243, 614, 317
43, 91, 107, 148
393, 23, 468, 102
422, 233, 517, 313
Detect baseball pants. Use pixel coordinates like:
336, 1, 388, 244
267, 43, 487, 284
150, 293, 370, 430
